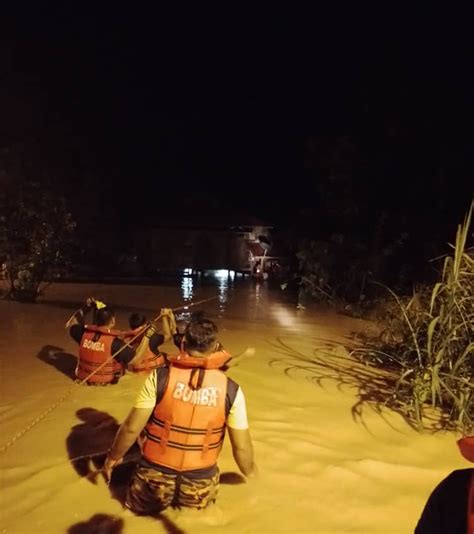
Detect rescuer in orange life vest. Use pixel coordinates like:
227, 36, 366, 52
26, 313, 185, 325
103, 316, 257, 513
123, 309, 177, 374
68, 298, 131, 385
68, 298, 172, 385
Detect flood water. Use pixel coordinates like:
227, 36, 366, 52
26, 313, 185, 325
0, 276, 466, 533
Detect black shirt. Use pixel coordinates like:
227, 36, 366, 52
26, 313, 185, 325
415, 468, 472, 534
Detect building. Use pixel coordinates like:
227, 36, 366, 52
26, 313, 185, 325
130, 207, 282, 276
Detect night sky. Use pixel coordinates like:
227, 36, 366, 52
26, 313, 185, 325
1, 5, 473, 228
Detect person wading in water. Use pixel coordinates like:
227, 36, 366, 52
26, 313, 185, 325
103, 316, 257, 513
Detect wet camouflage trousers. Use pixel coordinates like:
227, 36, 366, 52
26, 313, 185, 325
125, 465, 220, 513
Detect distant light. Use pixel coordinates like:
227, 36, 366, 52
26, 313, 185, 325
214, 269, 229, 278
181, 274, 193, 301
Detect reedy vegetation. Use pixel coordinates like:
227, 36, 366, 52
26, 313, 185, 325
353, 204, 473, 433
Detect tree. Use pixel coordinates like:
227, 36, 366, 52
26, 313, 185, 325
0, 180, 76, 301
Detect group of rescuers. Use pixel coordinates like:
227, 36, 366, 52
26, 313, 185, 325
68, 298, 474, 531
68, 297, 257, 515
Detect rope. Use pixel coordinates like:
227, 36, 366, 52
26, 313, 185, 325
0, 295, 218, 454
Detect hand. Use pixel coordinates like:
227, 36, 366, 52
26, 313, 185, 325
102, 454, 122, 484
168, 311, 177, 333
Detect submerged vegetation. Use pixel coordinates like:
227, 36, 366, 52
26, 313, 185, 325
0, 180, 76, 302
353, 205, 473, 433
280, 205, 473, 434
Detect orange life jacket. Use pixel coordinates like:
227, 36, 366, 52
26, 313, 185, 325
123, 326, 166, 373
77, 325, 124, 384
169, 349, 232, 370
141, 351, 229, 471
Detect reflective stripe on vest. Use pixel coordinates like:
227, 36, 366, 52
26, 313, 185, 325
142, 365, 227, 471
77, 326, 123, 384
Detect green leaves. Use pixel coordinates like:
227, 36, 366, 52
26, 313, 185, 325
354, 203, 473, 434
1, 180, 76, 301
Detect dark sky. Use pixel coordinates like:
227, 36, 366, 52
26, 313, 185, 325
1, 5, 473, 225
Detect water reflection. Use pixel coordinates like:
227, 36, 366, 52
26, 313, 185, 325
177, 269, 298, 325
213, 270, 229, 317
181, 274, 194, 301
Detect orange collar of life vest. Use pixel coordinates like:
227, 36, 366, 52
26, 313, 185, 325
167, 350, 231, 370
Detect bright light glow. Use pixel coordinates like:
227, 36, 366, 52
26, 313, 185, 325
184, 267, 193, 275
181, 276, 193, 301
214, 269, 229, 279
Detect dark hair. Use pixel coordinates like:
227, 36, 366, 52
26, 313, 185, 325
129, 312, 147, 330
95, 307, 115, 327
184, 317, 218, 353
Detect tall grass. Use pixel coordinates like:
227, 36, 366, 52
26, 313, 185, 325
354, 204, 473, 433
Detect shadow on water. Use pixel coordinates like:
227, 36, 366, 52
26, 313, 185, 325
37, 344, 77, 380
67, 514, 124, 534
268, 335, 445, 432
219, 472, 246, 485
66, 408, 120, 479
64, 411, 241, 533
67, 511, 187, 534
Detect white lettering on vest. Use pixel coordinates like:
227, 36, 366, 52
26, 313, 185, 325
172, 381, 218, 407
82, 338, 105, 352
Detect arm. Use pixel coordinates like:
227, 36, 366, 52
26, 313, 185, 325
103, 406, 154, 481
112, 338, 136, 366
228, 427, 257, 477
226, 386, 257, 477
148, 330, 165, 355
66, 297, 96, 329
158, 308, 177, 342
68, 298, 96, 342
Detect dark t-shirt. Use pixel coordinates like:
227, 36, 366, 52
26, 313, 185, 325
148, 333, 165, 355
415, 468, 473, 534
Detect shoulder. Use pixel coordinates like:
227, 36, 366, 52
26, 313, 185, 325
69, 324, 85, 343
225, 376, 243, 415
226, 376, 240, 402
134, 368, 160, 409
149, 332, 165, 354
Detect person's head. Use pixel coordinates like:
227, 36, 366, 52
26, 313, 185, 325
128, 312, 147, 330
184, 317, 218, 354
95, 307, 116, 328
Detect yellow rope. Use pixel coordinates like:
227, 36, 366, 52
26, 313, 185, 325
0, 296, 218, 454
